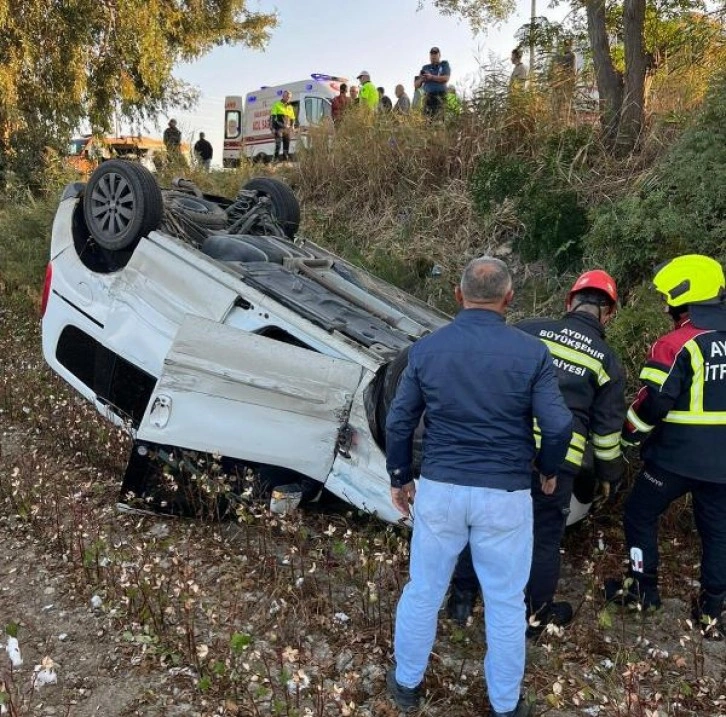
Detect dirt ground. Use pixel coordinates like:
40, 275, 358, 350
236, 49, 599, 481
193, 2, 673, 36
1, 306, 724, 716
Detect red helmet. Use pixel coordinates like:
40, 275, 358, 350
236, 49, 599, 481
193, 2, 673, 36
567, 270, 618, 306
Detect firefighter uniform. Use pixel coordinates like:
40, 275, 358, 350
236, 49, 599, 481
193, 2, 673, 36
518, 309, 626, 622
451, 271, 626, 633
608, 254, 726, 637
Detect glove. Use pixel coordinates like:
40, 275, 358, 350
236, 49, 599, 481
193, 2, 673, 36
621, 435, 641, 449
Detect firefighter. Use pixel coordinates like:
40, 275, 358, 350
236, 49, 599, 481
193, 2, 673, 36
605, 254, 726, 639
449, 270, 627, 637
270, 90, 296, 162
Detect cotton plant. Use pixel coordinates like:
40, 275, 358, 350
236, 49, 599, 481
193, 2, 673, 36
33, 657, 58, 687
5, 637, 22, 668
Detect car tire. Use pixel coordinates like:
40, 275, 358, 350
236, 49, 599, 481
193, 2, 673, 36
376, 346, 424, 473
242, 177, 301, 239
381, 346, 411, 416
164, 191, 229, 229
83, 160, 163, 252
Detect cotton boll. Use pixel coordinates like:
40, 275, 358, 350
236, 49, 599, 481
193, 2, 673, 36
6, 636, 23, 668
34, 657, 58, 687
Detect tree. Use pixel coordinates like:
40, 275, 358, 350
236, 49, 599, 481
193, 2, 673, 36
421, 0, 515, 27
425, 0, 650, 151
0, 0, 277, 186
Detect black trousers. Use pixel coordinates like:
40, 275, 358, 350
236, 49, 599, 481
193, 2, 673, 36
423, 92, 445, 118
452, 467, 577, 614
273, 127, 291, 158
624, 463, 726, 595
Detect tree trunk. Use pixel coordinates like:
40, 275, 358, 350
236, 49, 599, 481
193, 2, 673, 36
585, 0, 623, 143
617, 0, 647, 153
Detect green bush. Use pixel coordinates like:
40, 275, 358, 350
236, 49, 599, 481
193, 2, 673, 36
470, 150, 590, 272
584, 73, 726, 291
606, 283, 670, 391
470, 153, 532, 213
0, 193, 58, 296
516, 184, 588, 272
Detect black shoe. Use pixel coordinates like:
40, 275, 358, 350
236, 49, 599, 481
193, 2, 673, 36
526, 601, 573, 638
691, 590, 725, 640
491, 696, 534, 717
604, 577, 662, 611
446, 587, 476, 626
386, 667, 421, 711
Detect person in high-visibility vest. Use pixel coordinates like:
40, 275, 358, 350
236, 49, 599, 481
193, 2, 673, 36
356, 71, 379, 111
270, 90, 296, 162
606, 254, 726, 640
445, 85, 462, 116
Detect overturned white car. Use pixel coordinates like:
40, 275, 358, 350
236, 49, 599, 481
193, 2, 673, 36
41, 161, 596, 525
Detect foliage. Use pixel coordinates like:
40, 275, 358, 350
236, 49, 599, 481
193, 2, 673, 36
420, 0, 514, 29
606, 283, 670, 388
470, 153, 533, 212
584, 72, 726, 292
0, 192, 60, 296
469, 124, 595, 272
517, 184, 589, 271
0, 0, 277, 187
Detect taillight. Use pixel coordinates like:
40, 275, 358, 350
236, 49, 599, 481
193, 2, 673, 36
41, 262, 52, 317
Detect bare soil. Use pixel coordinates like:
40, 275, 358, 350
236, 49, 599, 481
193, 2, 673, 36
1, 304, 725, 717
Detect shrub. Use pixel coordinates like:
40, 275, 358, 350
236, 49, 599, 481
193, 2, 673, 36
516, 184, 589, 272
606, 283, 670, 390
583, 73, 726, 293
470, 153, 532, 212
469, 145, 590, 273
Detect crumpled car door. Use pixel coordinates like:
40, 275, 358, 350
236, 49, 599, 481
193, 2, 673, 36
136, 315, 364, 482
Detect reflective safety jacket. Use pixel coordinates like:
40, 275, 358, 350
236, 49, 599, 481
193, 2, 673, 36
270, 100, 295, 129
359, 81, 379, 111
624, 304, 726, 483
518, 311, 626, 481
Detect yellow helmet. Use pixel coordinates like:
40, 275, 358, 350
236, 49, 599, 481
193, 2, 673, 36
653, 254, 725, 307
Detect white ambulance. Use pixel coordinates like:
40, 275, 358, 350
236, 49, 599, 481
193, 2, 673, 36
223, 73, 347, 167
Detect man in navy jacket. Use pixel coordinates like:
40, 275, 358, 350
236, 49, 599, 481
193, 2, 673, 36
385, 257, 572, 717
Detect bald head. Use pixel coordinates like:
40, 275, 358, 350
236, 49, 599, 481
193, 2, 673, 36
459, 257, 512, 308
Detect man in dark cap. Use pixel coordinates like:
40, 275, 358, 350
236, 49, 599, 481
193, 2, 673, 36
414, 47, 450, 117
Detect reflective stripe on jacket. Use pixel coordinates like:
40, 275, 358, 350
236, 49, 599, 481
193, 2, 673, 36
624, 304, 726, 483
519, 311, 626, 481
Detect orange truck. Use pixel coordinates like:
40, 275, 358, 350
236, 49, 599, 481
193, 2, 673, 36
66, 135, 188, 175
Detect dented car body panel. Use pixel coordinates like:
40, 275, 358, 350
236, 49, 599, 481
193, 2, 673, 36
137, 315, 364, 482
43, 174, 596, 527
42, 185, 449, 524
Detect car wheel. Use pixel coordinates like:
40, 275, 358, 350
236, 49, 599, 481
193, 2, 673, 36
164, 192, 229, 229
83, 160, 163, 252
381, 346, 411, 417
242, 177, 301, 239
375, 346, 424, 473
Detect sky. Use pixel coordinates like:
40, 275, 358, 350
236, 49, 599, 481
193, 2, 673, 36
159, 0, 568, 166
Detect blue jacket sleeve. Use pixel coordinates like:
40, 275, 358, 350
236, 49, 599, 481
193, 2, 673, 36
385, 355, 425, 483
531, 350, 572, 476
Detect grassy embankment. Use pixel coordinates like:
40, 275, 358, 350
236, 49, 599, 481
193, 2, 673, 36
1, 76, 725, 715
